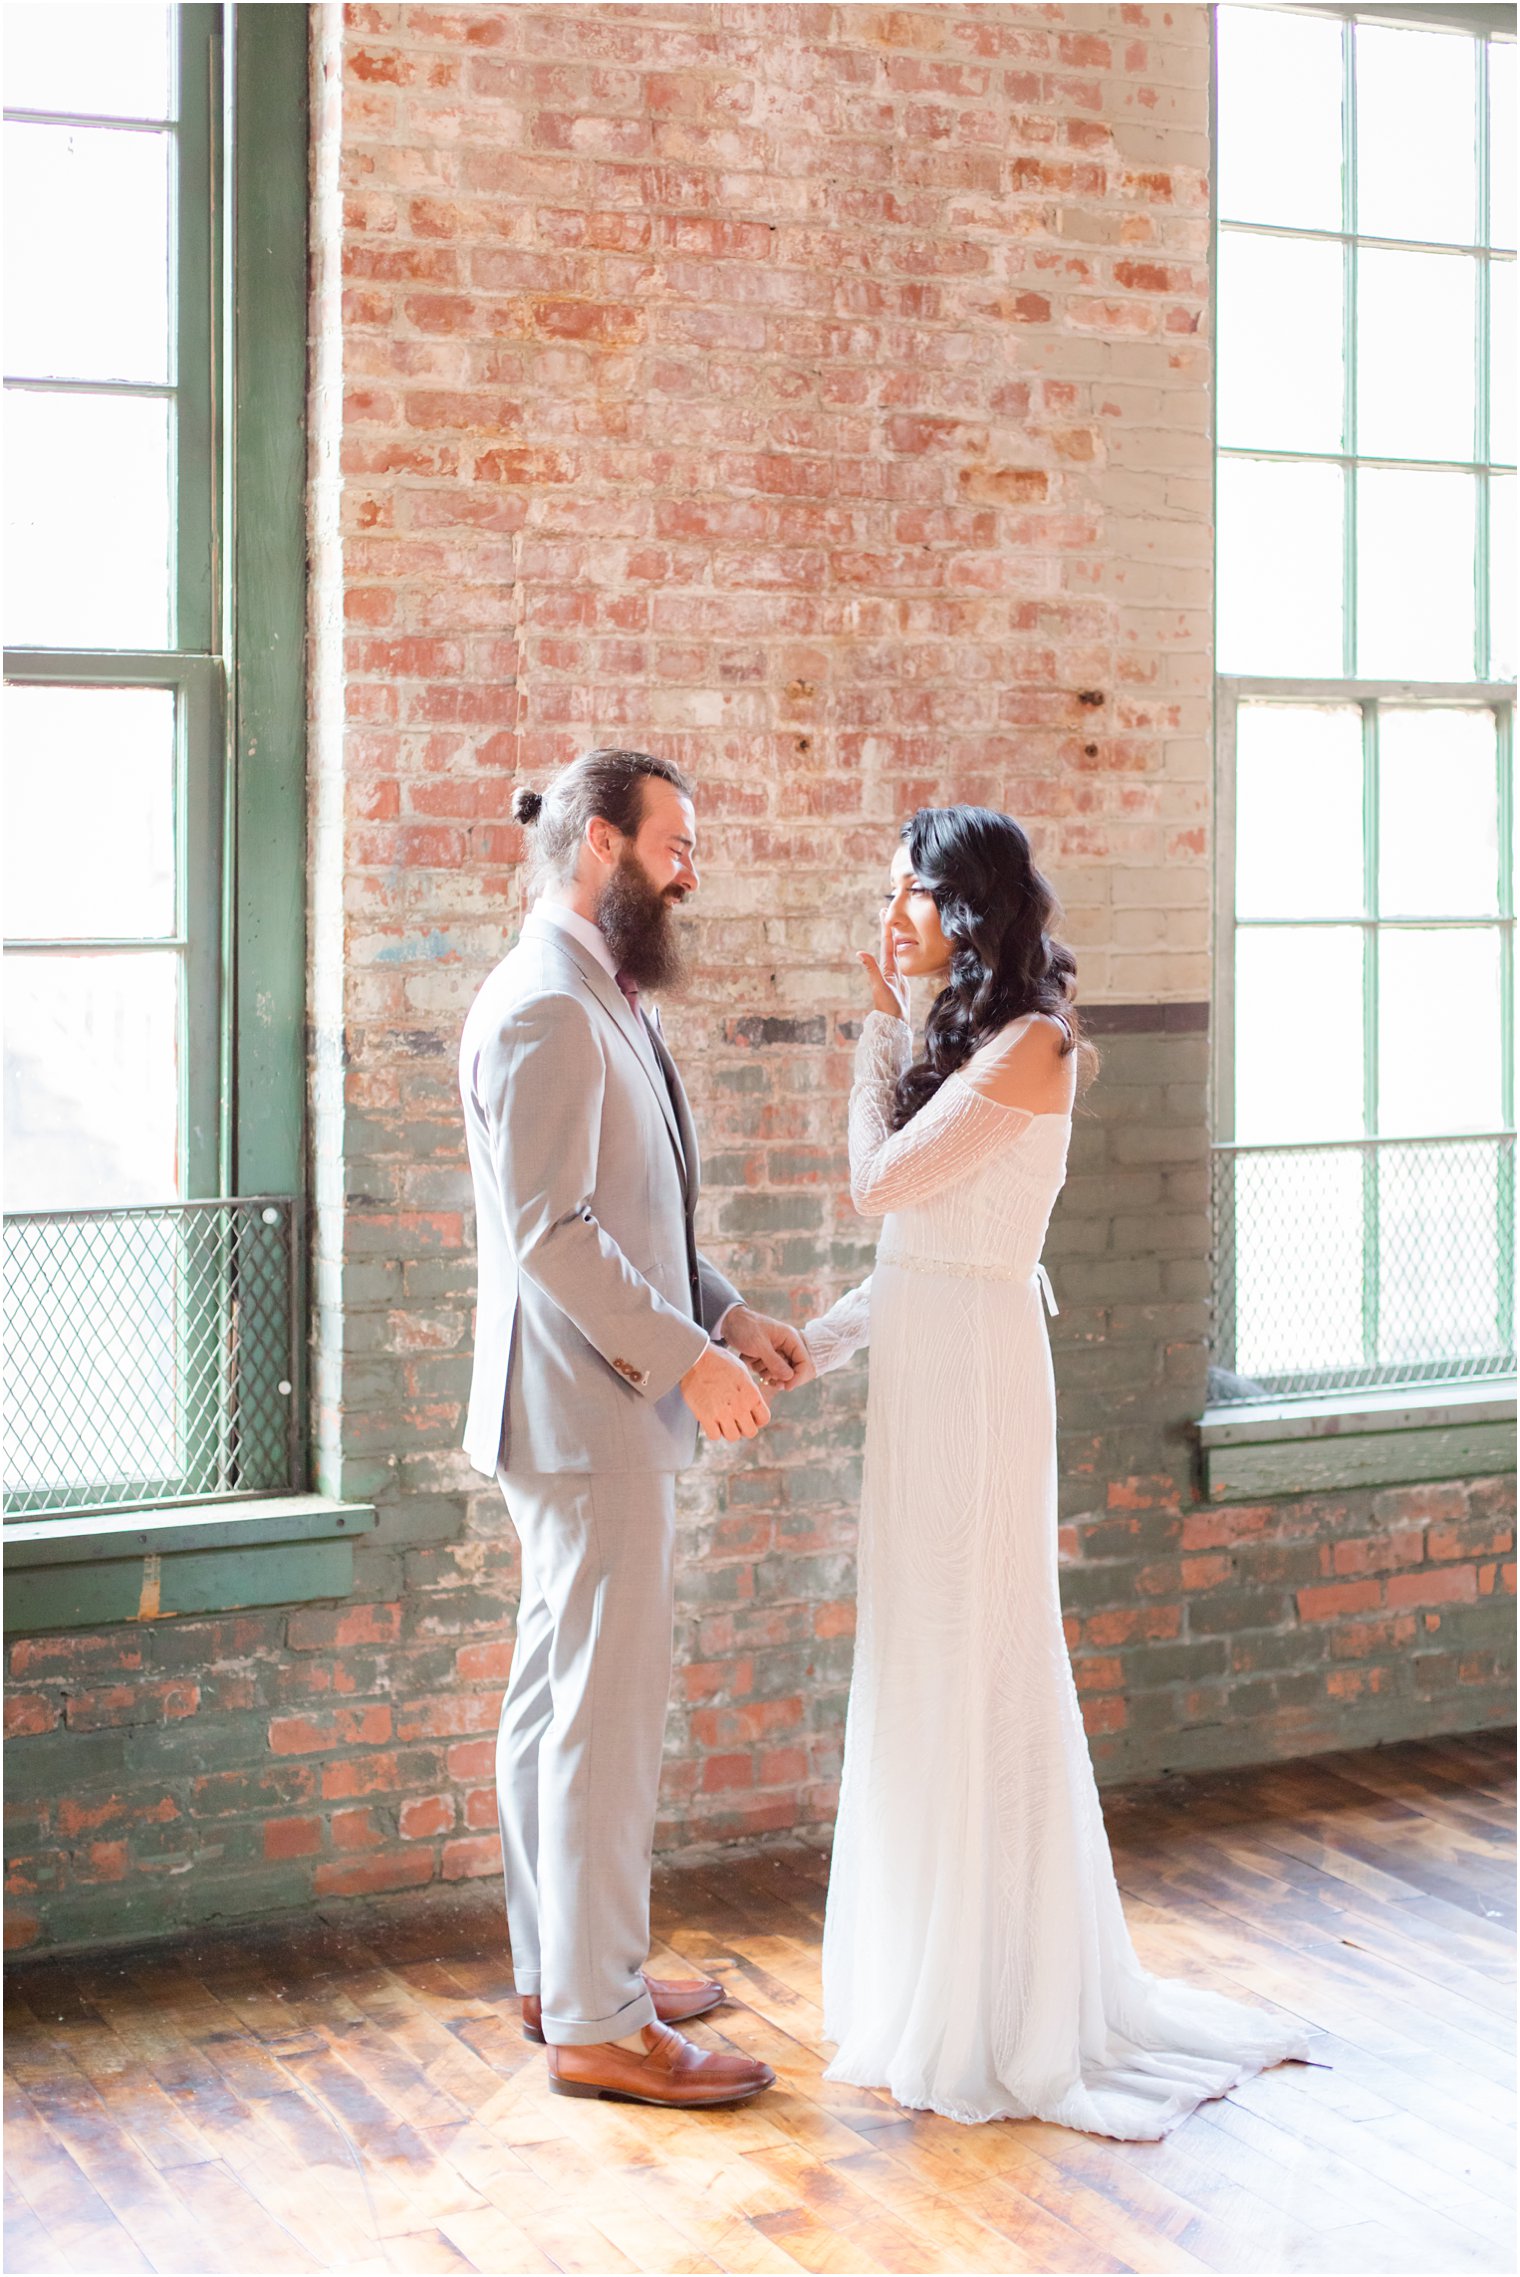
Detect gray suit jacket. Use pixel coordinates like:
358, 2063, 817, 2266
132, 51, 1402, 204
458, 908, 742, 1475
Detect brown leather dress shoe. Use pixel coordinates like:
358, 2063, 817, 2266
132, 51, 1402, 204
546, 2021, 775, 2107
520, 1971, 725, 2045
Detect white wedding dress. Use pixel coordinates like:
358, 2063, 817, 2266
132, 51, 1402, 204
803, 1010, 1313, 2139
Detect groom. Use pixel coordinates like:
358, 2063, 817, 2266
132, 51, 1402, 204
459, 746, 811, 2107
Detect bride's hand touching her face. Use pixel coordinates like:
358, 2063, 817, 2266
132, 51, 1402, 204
859, 909, 911, 1022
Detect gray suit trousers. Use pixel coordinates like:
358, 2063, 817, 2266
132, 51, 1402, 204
494, 1464, 676, 2046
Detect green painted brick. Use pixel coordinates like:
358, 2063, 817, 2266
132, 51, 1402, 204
338, 1260, 405, 1304
752, 1551, 855, 1601
1042, 1218, 1113, 1259
24, 1886, 191, 1952
374, 1497, 471, 1547
401, 1259, 476, 1301
780, 1462, 862, 1509
1109, 1212, 1212, 1258
718, 1194, 825, 1235
3, 1729, 132, 1797
1109, 1126, 1209, 1167
1271, 1669, 1332, 1711
1054, 1258, 1167, 1303
1075, 1510, 1183, 1560
1233, 1542, 1326, 1587
1230, 1627, 1331, 1674
1106, 1303, 1213, 1340
1120, 1640, 1229, 1686
1082, 1084, 1167, 1125
1185, 1590, 1294, 1635
1062, 1170, 1168, 1213
122, 1719, 270, 1778
399, 1582, 510, 1635
723, 1471, 789, 1509
162, 1864, 324, 1926
1057, 1565, 1148, 1614
1052, 1340, 1159, 1389
1114, 1687, 1206, 1737
350, 1547, 406, 1598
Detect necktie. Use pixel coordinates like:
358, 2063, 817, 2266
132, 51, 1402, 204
619, 971, 688, 1189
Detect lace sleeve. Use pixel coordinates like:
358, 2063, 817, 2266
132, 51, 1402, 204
849, 1011, 1032, 1217
803, 1275, 873, 1375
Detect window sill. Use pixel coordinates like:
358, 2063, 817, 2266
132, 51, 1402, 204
2, 1496, 377, 1635
1197, 1381, 1516, 1503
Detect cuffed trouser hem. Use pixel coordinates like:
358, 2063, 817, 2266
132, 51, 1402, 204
542, 1986, 657, 2047
511, 1969, 541, 1995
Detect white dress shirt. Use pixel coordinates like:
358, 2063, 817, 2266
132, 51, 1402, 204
536, 898, 619, 981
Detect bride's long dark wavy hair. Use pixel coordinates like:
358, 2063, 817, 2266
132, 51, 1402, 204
890, 805, 1094, 1132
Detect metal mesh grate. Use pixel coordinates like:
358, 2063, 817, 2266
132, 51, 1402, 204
3, 1198, 300, 1518
1211, 1135, 1515, 1403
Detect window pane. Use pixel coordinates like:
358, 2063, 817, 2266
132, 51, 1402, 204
1236, 703, 1363, 921
4, 124, 171, 385
1491, 472, 1516, 679
1357, 248, 1476, 464
1230, 1149, 1366, 1385
4, 684, 177, 939
1378, 927, 1502, 1137
1378, 1140, 1506, 1367
1491, 258, 1515, 466
1379, 708, 1498, 918
1236, 924, 1364, 1144
1356, 468, 1475, 680
1217, 457, 1344, 676
4, 391, 172, 648
3, 951, 180, 1211
1216, 6, 1343, 232
1357, 24, 1478, 248
2, 4, 173, 122
1491, 43, 1516, 252
1217, 232, 1343, 455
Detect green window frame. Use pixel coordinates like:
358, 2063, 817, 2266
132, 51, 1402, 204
4, 6, 224, 1195
1211, 4, 1518, 1414
1216, 11, 1513, 683
1213, 678, 1515, 1399
2, 5, 310, 1519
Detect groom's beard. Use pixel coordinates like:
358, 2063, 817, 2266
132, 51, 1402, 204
596, 849, 690, 993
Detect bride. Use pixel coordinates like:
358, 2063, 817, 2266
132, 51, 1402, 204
802, 805, 1313, 2139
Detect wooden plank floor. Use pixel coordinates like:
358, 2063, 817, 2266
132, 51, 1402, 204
5, 1730, 1514, 2277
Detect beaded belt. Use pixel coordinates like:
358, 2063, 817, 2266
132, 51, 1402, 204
879, 1251, 1059, 1315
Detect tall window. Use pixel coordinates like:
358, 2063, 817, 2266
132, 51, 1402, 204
3, 5, 308, 1516
4, 4, 221, 1211
1212, 5, 1515, 1403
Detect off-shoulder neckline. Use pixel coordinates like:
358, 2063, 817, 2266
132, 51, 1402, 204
943, 1072, 1072, 1123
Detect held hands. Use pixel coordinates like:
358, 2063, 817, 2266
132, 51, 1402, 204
679, 1343, 772, 1441
679, 1305, 818, 1439
722, 1304, 816, 1392
859, 912, 910, 1022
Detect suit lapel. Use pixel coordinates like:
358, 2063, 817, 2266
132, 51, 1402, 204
521, 910, 687, 1178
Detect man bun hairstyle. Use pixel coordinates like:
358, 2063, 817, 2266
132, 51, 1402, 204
516, 747, 693, 891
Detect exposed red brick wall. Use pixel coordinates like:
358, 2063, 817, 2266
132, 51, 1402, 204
306, 0, 1221, 1870
1061, 1469, 1515, 1772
